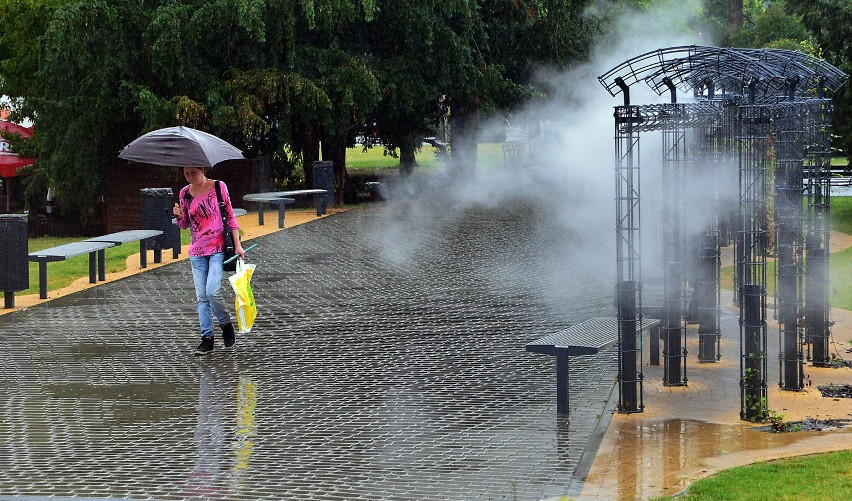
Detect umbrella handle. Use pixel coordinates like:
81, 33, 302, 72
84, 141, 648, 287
223, 243, 257, 265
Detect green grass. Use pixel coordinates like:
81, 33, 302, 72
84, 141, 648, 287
1, 230, 192, 299
828, 245, 852, 309
721, 197, 852, 307
831, 196, 852, 234
346, 142, 505, 172
652, 449, 852, 500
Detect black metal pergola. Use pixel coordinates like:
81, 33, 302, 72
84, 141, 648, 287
598, 45, 847, 420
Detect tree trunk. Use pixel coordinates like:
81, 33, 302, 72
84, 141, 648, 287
321, 133, 348, 205
727, 0, 743, 45
448, 103, 479, 180
299, 123, 322, 188
399, 135, 418, 177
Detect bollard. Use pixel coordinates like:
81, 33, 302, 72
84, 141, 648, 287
312, 161, 333, 216
0, 214, 29, 308
140, 188, 179, 264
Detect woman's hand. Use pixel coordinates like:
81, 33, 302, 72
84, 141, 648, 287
235, 240, 246, 260
172, 203, 182, 217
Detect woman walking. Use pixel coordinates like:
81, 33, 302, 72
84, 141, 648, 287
173, 166, 245, 355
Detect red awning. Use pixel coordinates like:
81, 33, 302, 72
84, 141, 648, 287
0, 120, 35, 177
0, 120, 33, 137
0, 155, 34, 177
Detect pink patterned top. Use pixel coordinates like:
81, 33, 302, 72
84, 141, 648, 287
175, 181, 239, 257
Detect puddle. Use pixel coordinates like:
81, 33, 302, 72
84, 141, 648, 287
296, 252, 335, 265
587, 418, 850, 499
43, 381, 189, 403
68, 342, 128, 357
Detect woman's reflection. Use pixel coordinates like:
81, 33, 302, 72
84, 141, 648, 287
186, 363, 257, 497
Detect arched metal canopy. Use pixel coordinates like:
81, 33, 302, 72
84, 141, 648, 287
599, 45, 848, 105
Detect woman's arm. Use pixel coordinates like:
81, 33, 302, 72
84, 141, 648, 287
173, 187, 190, 229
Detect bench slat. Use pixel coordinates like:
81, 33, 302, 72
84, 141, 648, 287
243, 194, 297, 203
28, 241, 115, 299
245, 189, 326, 198
526, 316, 661, 356
84, 229, 166, 273
244, 189, 329, 219
29, 241, 114, 261
84, 229, 163, 245
242, 196, 296, 228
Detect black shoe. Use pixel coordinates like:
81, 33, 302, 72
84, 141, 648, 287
222, 322, 236, 348
194, 336, 214, 356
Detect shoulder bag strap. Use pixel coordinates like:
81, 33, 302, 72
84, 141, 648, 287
213, 180, 230, 232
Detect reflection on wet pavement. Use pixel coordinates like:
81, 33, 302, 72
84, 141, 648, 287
3, 201, 850, 500
580, 297, 852, 500
586, 416, 852, 500
0, 201, 623, 499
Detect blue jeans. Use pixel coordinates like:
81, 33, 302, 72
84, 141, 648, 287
189, 253, 230, 338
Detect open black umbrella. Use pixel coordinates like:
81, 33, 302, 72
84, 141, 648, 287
118, 126, 244, 167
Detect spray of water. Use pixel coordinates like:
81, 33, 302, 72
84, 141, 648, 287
370, 0, 723, 316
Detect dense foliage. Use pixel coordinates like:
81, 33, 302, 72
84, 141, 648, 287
0, 0, 849, 224
0, 0, 598, 222
784, 0, 852, 167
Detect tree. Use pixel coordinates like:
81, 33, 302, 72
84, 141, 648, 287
752, 1, 809, 47
728, 0, 744, 44
436, 0, 598, 178
347, 0, 447, 176
334, 0, 597, 179
0, 0, 380, 220
785, 0, 852, 165
17, 1, 149, 221
1, 0, 602, 222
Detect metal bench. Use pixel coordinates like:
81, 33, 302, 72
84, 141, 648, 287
83, 229, 164, 278
526, 316, 661, 415
243, 188, 328, 225
242, 194, 296, 228
29, 241, 115, 299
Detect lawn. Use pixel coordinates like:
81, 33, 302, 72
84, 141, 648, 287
720, 196, 852, 309
346, 142, 505, 172
2, 230, 192, 298
653, 449, 852, 500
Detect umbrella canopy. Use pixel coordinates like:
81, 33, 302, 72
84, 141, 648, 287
118, 126, 244, 167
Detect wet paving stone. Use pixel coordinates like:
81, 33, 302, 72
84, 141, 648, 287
0, 199, 617, 500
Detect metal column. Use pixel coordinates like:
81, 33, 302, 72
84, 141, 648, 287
661, 112, 688, 385
696, 102, 723, 362
774, 107, 805, 390
614, 100, 644, 413
804, 98, 833, 367
737, 101, 769, 421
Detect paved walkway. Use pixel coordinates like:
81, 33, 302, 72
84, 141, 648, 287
1, 198, 850, 500
0, 199, 616, 500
